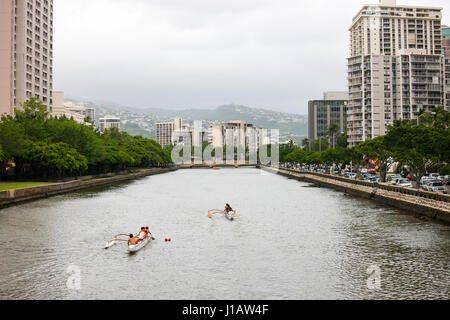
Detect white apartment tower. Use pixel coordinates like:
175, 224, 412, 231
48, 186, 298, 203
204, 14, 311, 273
0, 0, 54, 116
347, 0, 444, 147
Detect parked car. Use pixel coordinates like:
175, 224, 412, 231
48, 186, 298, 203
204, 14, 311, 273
422, 180, 441, 191
387, 175, 402, 184
427, 182, 447, 193
443, 175, 450, 185
420, 176, 433, 185
368, 170, 377, 175
429, 173, 440, 179
396, 178, 413, 188
344, 173, 357, 179
369, 177, 380, 183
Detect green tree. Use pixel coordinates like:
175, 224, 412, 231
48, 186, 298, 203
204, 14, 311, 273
301, 138, 309, 150
311, 139, 329, 152
385, 124, 448, 188
356, 136, 391, 182
27, 142, 88, 178
336, 133, 348, 148
284, 148, 308, 164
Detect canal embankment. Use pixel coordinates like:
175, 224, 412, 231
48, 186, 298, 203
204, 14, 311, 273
263, 166, 450, 224
0, 167, 178, 209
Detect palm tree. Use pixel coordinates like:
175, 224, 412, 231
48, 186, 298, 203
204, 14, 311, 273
301, 138, 309, 150
327, 123, 340, 149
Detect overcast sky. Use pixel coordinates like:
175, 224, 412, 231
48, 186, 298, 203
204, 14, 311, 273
53, 0, 450, 114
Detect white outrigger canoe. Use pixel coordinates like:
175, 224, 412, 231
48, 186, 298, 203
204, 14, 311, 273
208, 209, 239, 220
225, 210, 238, 221
128, 236, 152, 253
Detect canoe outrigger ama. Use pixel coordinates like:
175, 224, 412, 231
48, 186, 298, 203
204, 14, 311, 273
208, 209, 239, 221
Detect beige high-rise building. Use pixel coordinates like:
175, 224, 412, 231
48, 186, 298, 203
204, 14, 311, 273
156, 121, 175, 148
0, 0, 54, 116
348, 0, 444, 147
51, 91, 96, 124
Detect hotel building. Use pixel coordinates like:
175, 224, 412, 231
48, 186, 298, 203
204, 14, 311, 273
308, 91, 349, 143
0, 0, 54, 116
156, 118, 183, 148
99, 116, 121, 132
347, 0, 444, 147
443, 25, 450, 111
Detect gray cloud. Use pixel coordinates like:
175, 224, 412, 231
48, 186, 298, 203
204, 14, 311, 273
53, 0, 450, 114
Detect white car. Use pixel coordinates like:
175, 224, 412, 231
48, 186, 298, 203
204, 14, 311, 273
422, 180, 441, 191
427, 182, 447, 193
396, 178, 413, 188
387, 175, 402, 185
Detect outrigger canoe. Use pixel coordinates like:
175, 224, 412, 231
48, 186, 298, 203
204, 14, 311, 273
128, 236, 152, 253
225, 210, 238, 221
208, 209, 239, 220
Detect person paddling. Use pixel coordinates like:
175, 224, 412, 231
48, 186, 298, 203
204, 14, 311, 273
225, 204, 233, 216
145, 226, 153, 239
128, 234, 137, 246
136, 227, 147, 244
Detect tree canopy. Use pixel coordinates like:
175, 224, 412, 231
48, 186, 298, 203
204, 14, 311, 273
0, 98, 172, 179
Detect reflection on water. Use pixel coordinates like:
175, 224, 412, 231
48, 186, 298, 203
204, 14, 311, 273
0, 168, 449, 300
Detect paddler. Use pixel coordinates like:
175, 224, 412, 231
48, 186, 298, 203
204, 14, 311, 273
225, 204, 233, 216
128, 234, 137, 246
145, 226, 152, 238
136, 227, 147, 244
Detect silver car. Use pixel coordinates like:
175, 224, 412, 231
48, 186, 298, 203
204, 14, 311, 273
396, 178, 413, 188
428, 182, 447, 194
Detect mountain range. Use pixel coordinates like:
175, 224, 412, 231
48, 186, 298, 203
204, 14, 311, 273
65, 97, 308, 144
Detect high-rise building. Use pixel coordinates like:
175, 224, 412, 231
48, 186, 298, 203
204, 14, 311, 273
347, 0, 444, 147
209, 121, 265, 152
156, 121, 175, 147
224, 121, 246, 148
443, 25, 450, 111
0, 0, 54, 116
308, 92, 349, 143
208, 125, 224, 148
99, 116, 121, 132
172, 123, 193, 149
156, 118, 194, 148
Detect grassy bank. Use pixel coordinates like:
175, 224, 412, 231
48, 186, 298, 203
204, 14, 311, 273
0, 182, 56, 191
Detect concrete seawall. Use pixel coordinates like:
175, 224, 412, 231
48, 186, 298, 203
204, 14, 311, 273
0, 167, 178, 209
263, 166, 450, 225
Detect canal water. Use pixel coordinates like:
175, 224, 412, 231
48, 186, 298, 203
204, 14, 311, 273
0, 168, 449, 300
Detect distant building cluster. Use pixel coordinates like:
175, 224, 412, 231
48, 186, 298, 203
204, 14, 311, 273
308, 0, 450, 148
52, 91, 95, 124
156, 118, 199, 148
208, 121, 276, 153
156, 118, 274, 153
